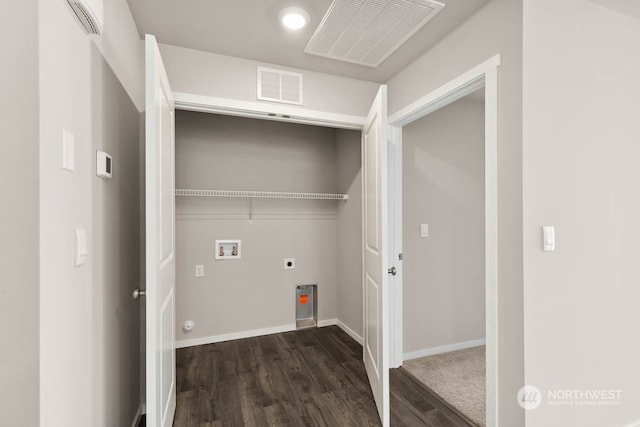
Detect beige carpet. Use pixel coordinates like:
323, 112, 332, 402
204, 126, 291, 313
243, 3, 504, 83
403, 345, 486, 427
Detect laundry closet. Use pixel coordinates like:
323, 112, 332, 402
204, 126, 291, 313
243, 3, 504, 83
173, 111, 364, 347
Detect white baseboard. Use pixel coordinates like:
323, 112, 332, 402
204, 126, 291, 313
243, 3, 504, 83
337, 319, 363, 345
176, 319, 338, 348
130, 403, 143, 427
177, 323, 296, 348
317, 318, 337, 327
403, 338, 486, 361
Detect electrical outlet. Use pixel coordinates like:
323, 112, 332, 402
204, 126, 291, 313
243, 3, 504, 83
284, 258, 295, 270
195, 265, 204, 277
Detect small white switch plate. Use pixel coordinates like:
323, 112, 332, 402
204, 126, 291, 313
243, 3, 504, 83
195, 265, 204, 277
75, 228, 87, 266
62, 129, 75, 172
284, 258, 295, 270
420, 223, 429, 237
543, 226, 555, 251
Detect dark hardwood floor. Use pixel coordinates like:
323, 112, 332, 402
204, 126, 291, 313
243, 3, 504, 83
174, 326, 475, 427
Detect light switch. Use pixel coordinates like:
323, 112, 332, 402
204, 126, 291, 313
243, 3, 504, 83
420, 223, 429, 237
195, 265, 204, 277
62, 129, 75, 172
543, 226, 555, 251
75, 228, 87, 266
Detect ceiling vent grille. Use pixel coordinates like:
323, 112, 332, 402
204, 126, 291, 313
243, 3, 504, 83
257, 67, 303, 105
305, 0, 444, 68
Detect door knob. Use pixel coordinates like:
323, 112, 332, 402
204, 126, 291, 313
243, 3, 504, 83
132, 288, 146, 300
388, 267, 397, 276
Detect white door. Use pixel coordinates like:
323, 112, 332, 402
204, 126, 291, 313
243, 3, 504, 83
145, 34, 176, 427
363, 85, 390, 426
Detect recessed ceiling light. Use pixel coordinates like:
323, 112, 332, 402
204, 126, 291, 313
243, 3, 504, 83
279, 7, 310, 30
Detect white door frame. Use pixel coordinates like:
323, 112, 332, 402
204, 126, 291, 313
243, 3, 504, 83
387, 54, 501, 427
173, 92, 366, 130
387, 125, 403, 369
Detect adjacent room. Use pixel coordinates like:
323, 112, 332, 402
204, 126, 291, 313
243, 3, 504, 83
401, 88, 487, 426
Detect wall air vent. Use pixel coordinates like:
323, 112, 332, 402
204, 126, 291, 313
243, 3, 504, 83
66, 0, 104, 35
257, 67, 303, 106
305, 0, 444, 68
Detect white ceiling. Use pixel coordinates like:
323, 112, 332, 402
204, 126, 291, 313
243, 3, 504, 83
126, 0, 490, 82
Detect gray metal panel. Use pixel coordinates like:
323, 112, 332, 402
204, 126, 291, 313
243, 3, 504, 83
296, 284, 318, 329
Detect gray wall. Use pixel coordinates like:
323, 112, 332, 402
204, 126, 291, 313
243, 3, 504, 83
523, 0, 640, 425
91, 49, 142, 426
0, 1, 39, 426
92, 0, 144, 111
336, 130, 364, 340
403, 94, 485, 354
175, 112, 347, 343
589, 0, 640, 20
159, 43, 379, 117
39, 0, 94, 423
38, 0, 144, 425
387, 0, 524, 423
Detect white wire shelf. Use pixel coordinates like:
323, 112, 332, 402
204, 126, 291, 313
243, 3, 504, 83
175, 189, 349, 200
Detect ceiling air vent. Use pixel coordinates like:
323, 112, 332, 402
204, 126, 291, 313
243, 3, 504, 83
257, 67, 303, 106
305, 0, 444, 68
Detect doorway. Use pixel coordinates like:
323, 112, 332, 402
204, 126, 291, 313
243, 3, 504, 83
388, 55, 500, 426
145, 32, 394, 425
403, 87, 486, 425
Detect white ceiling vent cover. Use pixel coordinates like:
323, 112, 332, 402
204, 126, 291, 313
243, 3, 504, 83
257, 67, 303, 106
66, 0, 104, 35
305, 0, 444, 67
